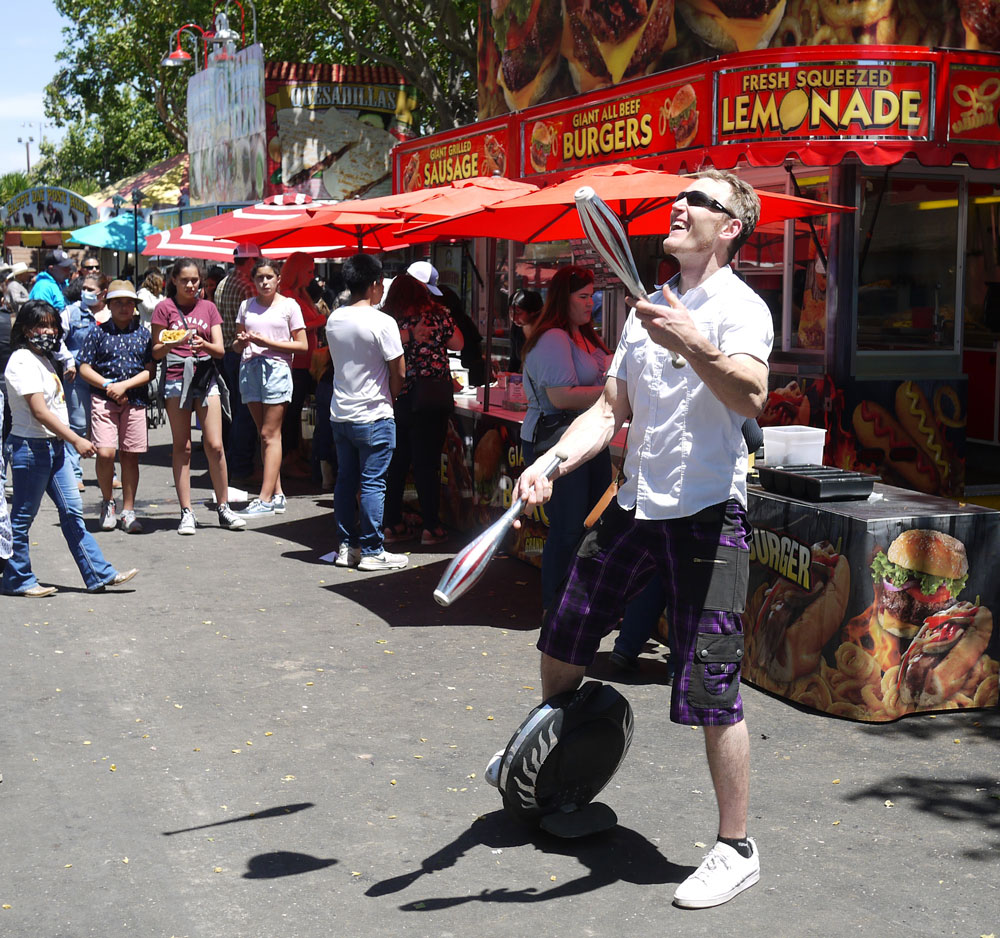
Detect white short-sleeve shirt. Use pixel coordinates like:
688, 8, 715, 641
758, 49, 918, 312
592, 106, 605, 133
608, 266, 773, 520
4, 349, 70, 439
325, 304, 404, 424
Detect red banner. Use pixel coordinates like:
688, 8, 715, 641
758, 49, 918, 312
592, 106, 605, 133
394, 122, 511, 192
715, 59, 933, 143
520, 77, 709, 177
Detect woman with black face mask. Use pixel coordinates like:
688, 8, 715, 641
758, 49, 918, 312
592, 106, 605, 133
1, 300, 138, 597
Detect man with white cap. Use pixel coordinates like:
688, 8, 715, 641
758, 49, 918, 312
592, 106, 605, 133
406, 260, 443, 297
5, 263, 36, 316
216, 244, 260, 482
77, 280, 155, 534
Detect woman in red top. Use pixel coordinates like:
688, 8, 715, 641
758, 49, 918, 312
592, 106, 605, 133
278, 252, 328, 479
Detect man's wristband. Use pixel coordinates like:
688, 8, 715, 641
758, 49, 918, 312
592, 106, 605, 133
102, 379, 114, 389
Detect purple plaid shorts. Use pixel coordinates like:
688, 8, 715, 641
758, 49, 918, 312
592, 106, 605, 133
537, 498, 751, 726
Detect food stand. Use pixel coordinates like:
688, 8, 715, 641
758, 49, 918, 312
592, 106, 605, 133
389, 26, 1000, 715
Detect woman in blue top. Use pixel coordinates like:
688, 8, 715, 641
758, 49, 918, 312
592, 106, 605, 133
521, 265, 611, 610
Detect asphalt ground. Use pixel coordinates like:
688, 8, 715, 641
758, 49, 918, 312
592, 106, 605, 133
1, 423, 998, 938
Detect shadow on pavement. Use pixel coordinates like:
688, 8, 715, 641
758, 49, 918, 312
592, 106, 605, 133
843, 774, 1000, 860
242, 850, 337, 878
321, 555, 542, 631
366, 809, 692, 908
162, 802, 315, 836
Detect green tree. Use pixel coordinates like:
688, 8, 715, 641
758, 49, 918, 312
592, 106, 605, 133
1, 172, 29, 207
39, 0, 479, 187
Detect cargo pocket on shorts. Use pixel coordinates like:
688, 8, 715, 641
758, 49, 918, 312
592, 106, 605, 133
693, 545, 749, 614
687, 631, 744, 710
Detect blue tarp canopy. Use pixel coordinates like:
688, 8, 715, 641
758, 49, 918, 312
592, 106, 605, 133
68, 213, 158, 251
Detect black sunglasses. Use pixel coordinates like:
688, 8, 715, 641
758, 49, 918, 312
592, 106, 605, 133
671, 190, 735, 218
82, 264, 100, 270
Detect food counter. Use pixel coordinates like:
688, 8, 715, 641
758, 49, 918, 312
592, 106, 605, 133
744, 482, 999, 722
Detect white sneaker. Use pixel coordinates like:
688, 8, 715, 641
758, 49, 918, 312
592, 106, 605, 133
238, 498, 274, 517
118, 509, 143, 534
358, 550, 408, 572
100, 498, 117, 531
272, 494, 287, 514
673, 838, 759, 909
485, 749, 505, 788
177, 508, 197, 535
217, 503, 246, 530
334, 543, 361, 568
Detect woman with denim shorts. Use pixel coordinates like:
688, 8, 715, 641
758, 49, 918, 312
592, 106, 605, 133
151, 258, 245, 535
1, 300, 138, 597
232, 259, 307, 517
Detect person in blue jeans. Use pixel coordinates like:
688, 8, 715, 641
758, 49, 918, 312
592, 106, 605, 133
61, 275, 103, 488
325, 254, 407, 572
1, 301, 138, 597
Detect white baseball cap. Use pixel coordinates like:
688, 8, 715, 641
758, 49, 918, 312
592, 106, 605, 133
407, 260, 442, 296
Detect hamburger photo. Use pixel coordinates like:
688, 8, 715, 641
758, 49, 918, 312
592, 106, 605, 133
491, 0, 564, 110
752, 540, 850, 683
897, 600, 993, 709
870, 529, 969, 642
675, 0, 787, 52
666, 83, 699, 148
561, 0, 678, 94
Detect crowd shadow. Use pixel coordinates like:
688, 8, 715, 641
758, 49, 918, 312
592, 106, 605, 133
365, 809, 692, 909
320, 554, 542, 630
843, 774, 1000, 860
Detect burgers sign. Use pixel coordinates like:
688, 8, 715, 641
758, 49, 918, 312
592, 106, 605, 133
520, 80, 706, 175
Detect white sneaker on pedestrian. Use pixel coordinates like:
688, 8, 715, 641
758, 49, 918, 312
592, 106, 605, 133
334, 543, 361, 568
177, 508, 197, 535
217, 503, 246, 530
119, 510, 143, 534
272, 493, 287, 514
239, 498, 275, 517
673, 838, 759, 909
358, 550, 408, 571
485, 748, 506, 788
100, 498, 117, 531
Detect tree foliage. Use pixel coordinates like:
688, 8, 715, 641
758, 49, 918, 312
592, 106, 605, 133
40, 0, 479, 189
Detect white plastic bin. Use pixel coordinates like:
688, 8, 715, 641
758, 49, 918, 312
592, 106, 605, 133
762, 425, 826, 466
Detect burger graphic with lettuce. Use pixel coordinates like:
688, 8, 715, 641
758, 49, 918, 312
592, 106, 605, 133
870, 529, 969, 642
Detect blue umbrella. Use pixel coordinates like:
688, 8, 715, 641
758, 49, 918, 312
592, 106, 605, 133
68, 213, 159, 251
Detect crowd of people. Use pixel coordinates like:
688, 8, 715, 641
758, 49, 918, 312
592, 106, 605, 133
0, 248, 481, 590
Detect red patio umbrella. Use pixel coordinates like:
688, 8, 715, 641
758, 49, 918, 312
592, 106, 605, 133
229, 176, 540, 248
143, 193, 333, 261
399, 164, 853, 244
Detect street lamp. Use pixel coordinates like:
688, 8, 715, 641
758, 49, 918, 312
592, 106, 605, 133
17, 135, 34, 173
131, 189, 144, 281
161, 23, 208, 68
111, 194, 125, 275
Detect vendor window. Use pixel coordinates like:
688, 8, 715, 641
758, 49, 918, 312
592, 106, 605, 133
855, 173, 960, 353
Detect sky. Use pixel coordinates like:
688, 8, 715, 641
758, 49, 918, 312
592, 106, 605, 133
0, 1, 70, 178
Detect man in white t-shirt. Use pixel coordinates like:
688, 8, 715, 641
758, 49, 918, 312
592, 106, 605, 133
505, 170, 774, 910
325, 253, 406, 572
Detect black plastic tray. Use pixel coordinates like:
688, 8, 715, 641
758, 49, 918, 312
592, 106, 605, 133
756, 465, 878, 501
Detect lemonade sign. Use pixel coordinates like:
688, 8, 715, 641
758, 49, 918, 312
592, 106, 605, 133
715, 59, 933, 143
